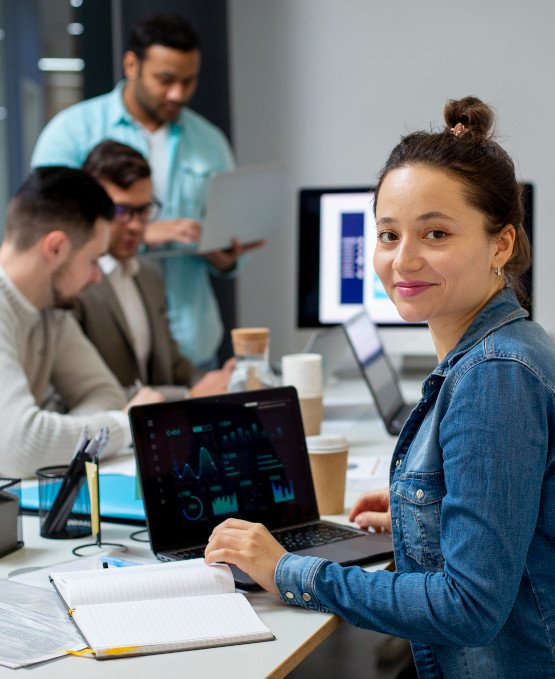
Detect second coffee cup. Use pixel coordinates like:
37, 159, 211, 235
305, 434, 349, 515
281, 353, 323, 436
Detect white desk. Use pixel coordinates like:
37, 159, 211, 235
0, 377, 410, 677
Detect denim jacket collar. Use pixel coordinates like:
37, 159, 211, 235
434, 288, 528, 377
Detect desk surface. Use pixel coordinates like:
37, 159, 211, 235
0, 515, 351, 678
1, 377, 408, 677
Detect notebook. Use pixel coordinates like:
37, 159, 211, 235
198, 163, 287, 252
49, 559, 273, 659
342, 310, 418, 435
129, 387, 393, 589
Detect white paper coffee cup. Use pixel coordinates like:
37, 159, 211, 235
281, 353, 323, 397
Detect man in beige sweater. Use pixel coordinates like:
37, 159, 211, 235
0, 166, 162, 478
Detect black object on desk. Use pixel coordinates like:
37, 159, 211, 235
0, 478, 24, 557
37, 464, 91, 539
37, 427, 109, 539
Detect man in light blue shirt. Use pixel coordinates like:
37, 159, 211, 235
32, 13, 260, 367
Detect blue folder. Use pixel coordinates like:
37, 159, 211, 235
21, 474, 146, 523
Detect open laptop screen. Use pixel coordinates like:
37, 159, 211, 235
130, 387, 319, 554
343, 311, 405, 422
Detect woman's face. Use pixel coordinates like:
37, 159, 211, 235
373, 165, 509, 337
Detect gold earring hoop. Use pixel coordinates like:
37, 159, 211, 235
495, 266, 503, 276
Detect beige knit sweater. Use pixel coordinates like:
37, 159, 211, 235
0, 267, 130, 478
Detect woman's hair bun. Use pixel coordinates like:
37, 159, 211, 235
443, 96, 494, 140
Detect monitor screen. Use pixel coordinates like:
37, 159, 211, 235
297, 184, 534, 327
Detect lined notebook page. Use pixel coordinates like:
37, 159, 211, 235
51, 560, 234, 608
72, 593, 273, 655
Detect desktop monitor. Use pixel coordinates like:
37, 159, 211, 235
297, 184, 534, 346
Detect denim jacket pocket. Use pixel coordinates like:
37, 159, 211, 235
391, 473, 446, 569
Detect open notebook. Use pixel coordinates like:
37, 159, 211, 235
49, 560, 273, 659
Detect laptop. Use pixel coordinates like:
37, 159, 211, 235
129, 386, 392, 589
342, 310, 418, 435
302, 326, 357, 383
199, 163, 287, 253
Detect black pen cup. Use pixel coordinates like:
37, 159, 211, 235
36, 465, 92, 539
0, 478, 24, 557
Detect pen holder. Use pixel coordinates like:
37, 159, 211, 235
0, 478, 24, 557
36, 465, 92, 539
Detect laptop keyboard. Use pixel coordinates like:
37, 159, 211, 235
165, 547, 207, 561
166, 523, 360, 561
272, 523, 359, 551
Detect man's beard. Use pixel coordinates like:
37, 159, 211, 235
52, 288, 77, 310
135, 81, 183, 125
51, 264, 78, 310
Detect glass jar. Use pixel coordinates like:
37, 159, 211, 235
228, 327, 277, 392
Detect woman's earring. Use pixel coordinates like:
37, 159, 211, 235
495, 265, 503, 276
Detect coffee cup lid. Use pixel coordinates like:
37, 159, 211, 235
305, 434, 348, 453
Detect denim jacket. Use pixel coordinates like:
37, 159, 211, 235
275, 289, 555, 678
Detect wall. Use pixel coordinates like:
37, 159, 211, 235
4, 0, 42, 197
228, 0, 555, 360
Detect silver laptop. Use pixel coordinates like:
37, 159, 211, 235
129, 387, 392, 589
302, 326, 356, 383
199, 163, 287, 252
343, 310, 418, 435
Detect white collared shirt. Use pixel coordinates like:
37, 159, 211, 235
100, 255, 151, 382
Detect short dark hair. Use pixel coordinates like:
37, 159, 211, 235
5, 167, 114, 251
374, 96, 531, 304
83, 140, 151, 190
128, 12, 200, 60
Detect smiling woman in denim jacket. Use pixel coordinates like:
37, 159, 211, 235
205, 97, 555, 679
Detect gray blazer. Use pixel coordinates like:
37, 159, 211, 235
74, 262, 197, 394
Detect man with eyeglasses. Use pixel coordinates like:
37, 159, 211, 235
31, 13, 263, 369
75, 140, 233, 401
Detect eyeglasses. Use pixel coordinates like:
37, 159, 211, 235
112, 200, 162, 223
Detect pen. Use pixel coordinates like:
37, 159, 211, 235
85, 427, 110, 461
70, 427, 89, 461
42, 427, 108, 536
66, 427, 90, 477
85, 427, 110, 460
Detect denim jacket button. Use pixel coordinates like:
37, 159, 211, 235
302, 592, 312, 602
395, 459, 401, 468
285, 591, 295, 599
416, 489, 425, 499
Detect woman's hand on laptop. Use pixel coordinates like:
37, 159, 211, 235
205, 518, 286, 595
348, 488, 392, 534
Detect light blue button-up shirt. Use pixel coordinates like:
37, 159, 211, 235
275, 288, 555, 679
31, 82, 236, 366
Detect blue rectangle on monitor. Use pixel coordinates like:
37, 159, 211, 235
340, 212, 364, 304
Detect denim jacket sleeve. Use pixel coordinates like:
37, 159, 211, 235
274, 356, 551, 647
